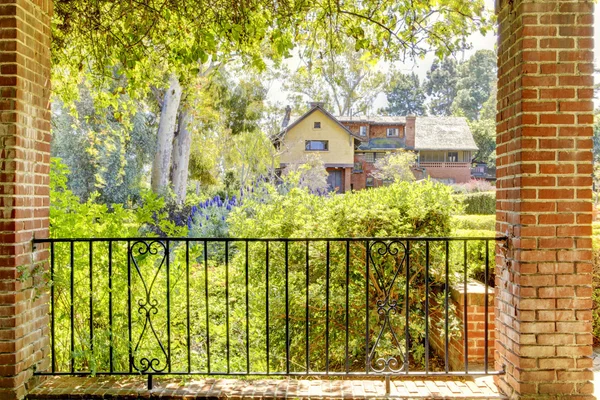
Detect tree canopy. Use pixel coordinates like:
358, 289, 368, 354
53, 0, 492, 98
424, 58, 458, 116
380, 71, 426, 116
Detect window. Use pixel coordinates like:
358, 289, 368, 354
386, 128, 398, 137
353, 162, 363, 173
366, 177, 374, 187
359, 126, 367, 136
314, 122, 321, 129
447, 152, 458, 162
305, 140, 328, 151
364, 152, 375, 163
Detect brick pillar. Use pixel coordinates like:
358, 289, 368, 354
0, 1, 52, 399
343, 167, 351, 192
495, 0, 594, 398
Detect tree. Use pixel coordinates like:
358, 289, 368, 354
151, 74, 183, 194
424, 58, 458, 116
283, 39, 386, 116
283, 154, 330, 194
51, 86, 156, 204
451, 50, 497, 121
372, 151, 417, 183
380, 72, 426, 116
469, 119, 496, 166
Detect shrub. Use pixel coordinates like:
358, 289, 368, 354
451, 229, 496, 287
227, 180, 461, 370
455, 191, 495, 215
451, 179, 495, 194
451, 215, 495, 231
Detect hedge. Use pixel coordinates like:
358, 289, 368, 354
455, 191, 495, 215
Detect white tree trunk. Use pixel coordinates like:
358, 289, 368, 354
171, 108, 192, 204
151, 74, 182, 194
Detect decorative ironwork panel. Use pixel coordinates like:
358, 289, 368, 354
129, 240, 169, 373
367, 240, 408, 373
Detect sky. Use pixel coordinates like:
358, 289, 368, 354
267, 1, 600, 111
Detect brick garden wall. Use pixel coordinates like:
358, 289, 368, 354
0, 1, 52, 399
430, 281, 495, 372
495, 0, 594, 397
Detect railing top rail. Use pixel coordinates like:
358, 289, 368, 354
33, 236, 508, 243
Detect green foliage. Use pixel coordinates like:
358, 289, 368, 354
454, 191, 496, 215
372, 150, 418, 183
451, 50, 496, 121
450, 229, 496, 286
424, 58, 458, 116
50, 158, 186, 238
51, 87, 156, 204
380, 71, 426, 116
469, 118, 496, 166
451, 215, 495, 231
224, 181, 460, 369
283, 38, 386, 116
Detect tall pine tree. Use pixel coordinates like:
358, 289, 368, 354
424, 58, 458, 116
380, 72, 426, 116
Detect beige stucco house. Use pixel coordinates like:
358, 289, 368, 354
274, 103, 479, 192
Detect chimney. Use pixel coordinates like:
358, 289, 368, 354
281, 105, 291, 128
406, 115, 416, 148
308, 101, 326, 110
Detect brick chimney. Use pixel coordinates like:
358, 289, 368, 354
281, 105, 291, 128
405, 115, 416, 148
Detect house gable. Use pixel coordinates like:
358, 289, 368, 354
279, 107, 357, 167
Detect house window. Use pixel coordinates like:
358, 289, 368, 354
353, 162, 363, 173
366, 177, 374, 187
359, 126, 367, 136
314, 122, 321, 129
305, 140, 328, 151
447, 152, 458, 162
386, 128, 398, 137
364, 153, 375, 163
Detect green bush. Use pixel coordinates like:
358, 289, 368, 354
455, 191, 496, 215
48, 175, 473, 374
451, 215, 495, 231
226, 180, 461, 370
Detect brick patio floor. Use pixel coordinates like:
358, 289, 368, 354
27, 376, 505, 399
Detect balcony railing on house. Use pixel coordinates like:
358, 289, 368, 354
33, 236, 506, 391
417, 162, 472, 169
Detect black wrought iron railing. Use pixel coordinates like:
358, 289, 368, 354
33, 236, 505, 390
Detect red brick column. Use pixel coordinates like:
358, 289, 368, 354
0, 0, 52, 399
495, 0, 594, 397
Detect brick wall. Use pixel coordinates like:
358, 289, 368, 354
429, 281, 495, 371
495, 0, 594, 397
0, 1, 52, 399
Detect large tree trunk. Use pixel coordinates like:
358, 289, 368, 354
171, 108, 192, 204
151, 74, 182, 193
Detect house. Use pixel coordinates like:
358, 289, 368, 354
274, 103, 479, 192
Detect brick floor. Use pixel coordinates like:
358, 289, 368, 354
27, 376, 506, 399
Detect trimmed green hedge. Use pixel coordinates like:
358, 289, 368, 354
455, 191, 496, 215
451, 215, 495, 231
